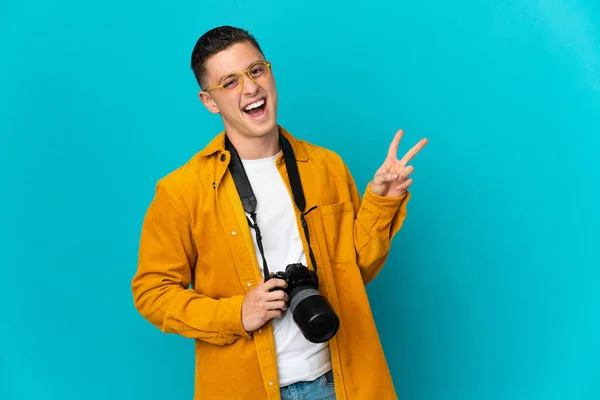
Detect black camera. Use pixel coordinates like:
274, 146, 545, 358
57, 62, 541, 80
271, 263, 340, 343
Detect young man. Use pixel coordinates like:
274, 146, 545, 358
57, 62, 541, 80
132, 26, 427, 400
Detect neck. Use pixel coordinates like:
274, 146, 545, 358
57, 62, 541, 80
226, 129, 281, 160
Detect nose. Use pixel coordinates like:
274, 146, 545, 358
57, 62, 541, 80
241, 74, 260, 96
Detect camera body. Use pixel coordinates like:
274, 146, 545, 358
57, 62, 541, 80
272, 263, 319, 293
271, 263, 339, 343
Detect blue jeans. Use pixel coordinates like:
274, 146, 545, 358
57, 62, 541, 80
279, 370, 336, 400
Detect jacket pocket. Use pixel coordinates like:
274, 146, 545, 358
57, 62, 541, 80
320, 201, 357, 263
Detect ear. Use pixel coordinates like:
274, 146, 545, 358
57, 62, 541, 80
198, 91, 220, 114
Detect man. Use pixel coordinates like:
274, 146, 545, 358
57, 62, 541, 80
132, 25, 427, 400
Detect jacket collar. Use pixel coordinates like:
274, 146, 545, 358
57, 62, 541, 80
197, 125, 308, 162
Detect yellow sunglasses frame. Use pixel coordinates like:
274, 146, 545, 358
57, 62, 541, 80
204, 61, 272, 94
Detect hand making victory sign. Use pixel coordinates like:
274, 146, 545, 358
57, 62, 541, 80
370, 130, 428, 197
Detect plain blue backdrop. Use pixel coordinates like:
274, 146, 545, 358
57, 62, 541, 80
1, 1, 599, 399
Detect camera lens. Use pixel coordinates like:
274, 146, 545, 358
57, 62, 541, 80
289, 285, 340, 343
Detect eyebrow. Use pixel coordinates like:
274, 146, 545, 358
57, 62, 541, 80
216, 59, 265, 83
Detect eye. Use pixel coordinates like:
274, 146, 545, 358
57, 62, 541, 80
222, 76, 239, 89
250, 65, 265, 78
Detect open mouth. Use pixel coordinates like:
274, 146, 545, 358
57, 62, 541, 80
243, 98, 267, 119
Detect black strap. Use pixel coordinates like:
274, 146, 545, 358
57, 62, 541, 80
225, 132, 318, 280
280, 136, 319, 274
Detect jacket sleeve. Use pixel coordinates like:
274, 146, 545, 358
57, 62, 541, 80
131, 180, 252, 345
347, 166, 411, 285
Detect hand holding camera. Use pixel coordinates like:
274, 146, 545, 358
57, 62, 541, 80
241, 277, 289, 332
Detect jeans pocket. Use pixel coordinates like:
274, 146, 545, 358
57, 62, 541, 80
319, 369, 335, 387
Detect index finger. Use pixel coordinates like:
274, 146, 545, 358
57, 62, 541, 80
400, 138, 428, 165
387, 130, 404, 159
264, 277, 288, 291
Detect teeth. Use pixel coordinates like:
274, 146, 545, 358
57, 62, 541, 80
244, 99, 265, 111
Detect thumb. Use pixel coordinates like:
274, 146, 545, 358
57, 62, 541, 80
375, 163, 387, 176
372, 171, 399, 186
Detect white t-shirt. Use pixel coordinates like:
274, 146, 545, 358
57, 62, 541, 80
241, 152, 332, 387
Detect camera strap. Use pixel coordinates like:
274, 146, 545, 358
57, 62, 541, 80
225, 132, 318, 281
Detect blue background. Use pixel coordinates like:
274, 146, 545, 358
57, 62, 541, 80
1, 1, 599, 399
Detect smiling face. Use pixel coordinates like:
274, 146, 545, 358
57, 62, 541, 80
199, 41, 279, 142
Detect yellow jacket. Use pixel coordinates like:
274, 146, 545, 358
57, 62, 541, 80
132, 126, 410, 399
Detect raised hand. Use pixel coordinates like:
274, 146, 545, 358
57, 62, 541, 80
369, 130, 428, 197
